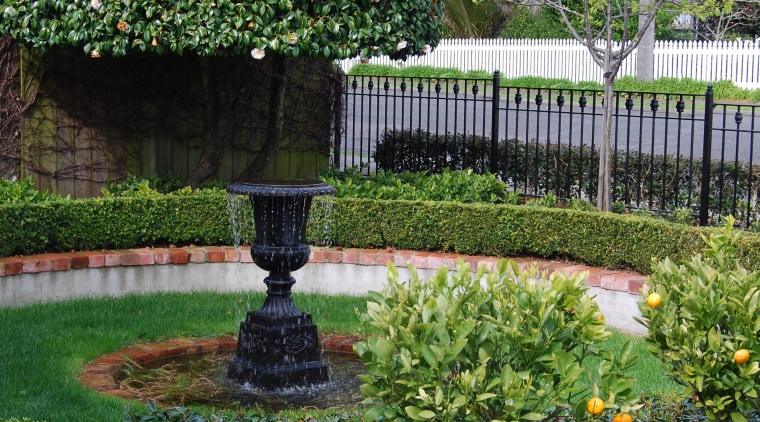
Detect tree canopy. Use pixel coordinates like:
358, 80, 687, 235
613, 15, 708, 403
0, 0, 443, 60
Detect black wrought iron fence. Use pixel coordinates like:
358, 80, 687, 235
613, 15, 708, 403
336, 72, 760, 228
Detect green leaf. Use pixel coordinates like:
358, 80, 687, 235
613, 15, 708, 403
372, 337, 394, 361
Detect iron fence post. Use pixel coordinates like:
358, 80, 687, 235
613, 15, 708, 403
699, 85, 714, 226
490, 71, 500, 174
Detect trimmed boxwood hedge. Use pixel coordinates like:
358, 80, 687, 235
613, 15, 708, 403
0, 190, 231, 257
3, 190, 760, 275
331, 198, 760, 274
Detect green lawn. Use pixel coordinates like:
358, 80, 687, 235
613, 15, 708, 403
0, 290, 678, 421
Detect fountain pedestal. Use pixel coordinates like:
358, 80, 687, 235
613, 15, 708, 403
226, 180, 335, 389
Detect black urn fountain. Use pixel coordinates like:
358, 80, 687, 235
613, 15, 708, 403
226, 180, 336, 390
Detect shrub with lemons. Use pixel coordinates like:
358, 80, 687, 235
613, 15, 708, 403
637, 216, 760, 421
355, 260, 640, 421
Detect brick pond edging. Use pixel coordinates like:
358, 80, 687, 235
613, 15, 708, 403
77, 334, 361, 399
0, 245, 647, 295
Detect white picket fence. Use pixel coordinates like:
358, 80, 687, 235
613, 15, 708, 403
336, 38, 760, 89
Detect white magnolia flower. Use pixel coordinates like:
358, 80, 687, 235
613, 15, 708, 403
90, 0, 101, 8
396, 40, 407, 51
288, 33, 297, 45
422, 44, 431, 54
250, 47, 265, 59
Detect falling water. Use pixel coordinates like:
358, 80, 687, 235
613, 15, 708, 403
307, 195, 335, 247
227, 190, 335, 248
227, 192, 254, 246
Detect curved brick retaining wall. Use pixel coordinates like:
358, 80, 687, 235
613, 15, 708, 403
0, 246, 648, 333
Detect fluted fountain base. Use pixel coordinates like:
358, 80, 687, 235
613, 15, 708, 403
227, 311, 329, 389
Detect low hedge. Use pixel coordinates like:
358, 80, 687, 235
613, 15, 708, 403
3, 191, 760, 275
0, 190, 230, 257
330, 198, 760, 274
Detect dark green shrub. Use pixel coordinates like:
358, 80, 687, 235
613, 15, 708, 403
373, 128, 760, 224
0, 189, 231, 256
329, 198, 760, 274
500, 7, 571, 39
0, 202, 55, 256
7, 178, 760, 278
373, 129, 494, 174
0, 418, 45, 422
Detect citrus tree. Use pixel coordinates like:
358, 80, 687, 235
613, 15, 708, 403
0, 0, 444, 183
638, 216, 760, 421
356, 260, 640, 421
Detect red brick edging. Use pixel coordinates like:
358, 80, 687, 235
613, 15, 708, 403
0, 246, 646, 295
77, 334, 360, 398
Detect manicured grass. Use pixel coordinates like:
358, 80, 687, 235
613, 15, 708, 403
0, 291, 677, 421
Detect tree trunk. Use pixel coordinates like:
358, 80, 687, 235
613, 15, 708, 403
236, 55, 287, 182
596, 8, 614, 212
188, 57, 226, 188
596, 73, 615, 212
636, 0, 655, 81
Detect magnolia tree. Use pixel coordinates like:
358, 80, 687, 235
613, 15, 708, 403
0, 0, 444, 183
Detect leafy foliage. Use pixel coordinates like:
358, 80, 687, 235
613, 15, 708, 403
638, 216, 760, 421
321, 167, 512, 204
524, 192, 558, 208
442, 0, 505, 38
0, 189, 231, 256
372, 128, 760, 223
355, 260, 640, 421
8, 173, 760, 277
102, 174, 191, 197
500, 6, 572, 39
0, 0, 443, 60
0, 176, 65, 204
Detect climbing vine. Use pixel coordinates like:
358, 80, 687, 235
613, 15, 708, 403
0, 37, 24, 179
